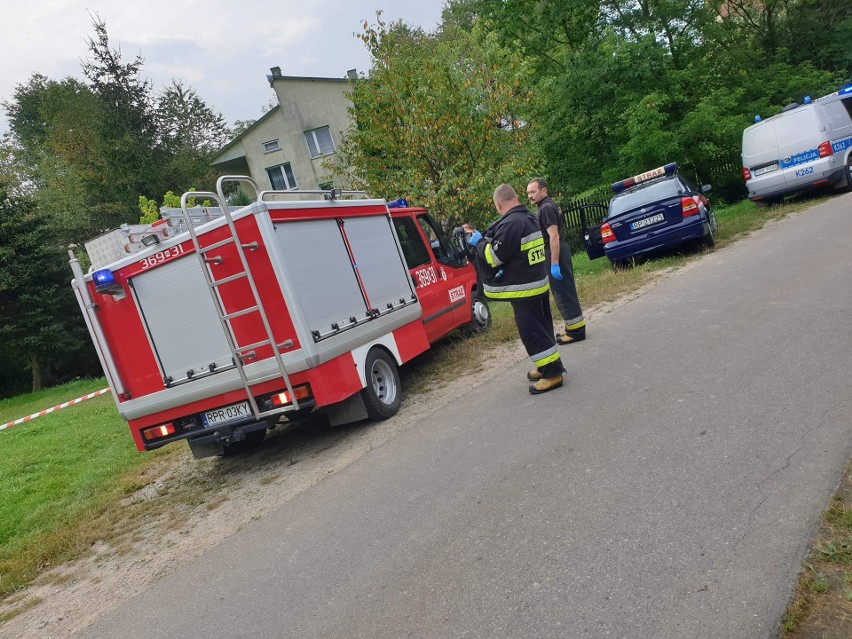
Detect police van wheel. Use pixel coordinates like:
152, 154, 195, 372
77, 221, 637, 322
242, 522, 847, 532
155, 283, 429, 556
845, 155, 852, 191
465, 293, 492, 335
360, 349, 401, 420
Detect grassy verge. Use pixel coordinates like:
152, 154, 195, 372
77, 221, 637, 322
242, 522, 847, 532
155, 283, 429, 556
0, 194, 835, 609
0, 380, 175, 597
781, 461, 852, 637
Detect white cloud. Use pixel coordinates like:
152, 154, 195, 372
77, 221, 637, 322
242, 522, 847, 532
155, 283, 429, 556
0, 0, 445, 132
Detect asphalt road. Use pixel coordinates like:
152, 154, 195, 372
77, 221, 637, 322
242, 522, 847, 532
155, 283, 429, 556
78, 193, 852, 639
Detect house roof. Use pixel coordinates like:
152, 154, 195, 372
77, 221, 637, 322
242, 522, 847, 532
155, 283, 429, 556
211, 72, 356, 164
211, 105, 281, 163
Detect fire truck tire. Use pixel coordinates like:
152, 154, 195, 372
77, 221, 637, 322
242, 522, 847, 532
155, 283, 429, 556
360, 348, 401, 420
464, 293, 492, 335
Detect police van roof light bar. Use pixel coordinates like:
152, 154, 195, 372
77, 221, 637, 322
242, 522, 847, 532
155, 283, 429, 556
611, 162, 678, 193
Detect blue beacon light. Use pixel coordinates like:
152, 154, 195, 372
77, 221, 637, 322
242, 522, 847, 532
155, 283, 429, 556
387, 198, 409, 209
754, 115, 762, 122
93, 269, 122, 295
803, 96, 812, 104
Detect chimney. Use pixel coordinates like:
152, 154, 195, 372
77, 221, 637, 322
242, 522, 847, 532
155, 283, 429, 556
267, 66, 282, 86
346, 68, 358, 80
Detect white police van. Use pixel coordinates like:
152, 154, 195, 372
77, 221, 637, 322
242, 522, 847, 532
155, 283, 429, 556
741, 84, 852, 204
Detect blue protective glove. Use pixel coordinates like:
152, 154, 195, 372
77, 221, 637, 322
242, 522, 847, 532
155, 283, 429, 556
550, 263, 563, 280
467, 230, 482, 247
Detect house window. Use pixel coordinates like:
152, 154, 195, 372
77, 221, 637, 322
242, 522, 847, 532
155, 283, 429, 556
304, 126, 335, 158
266, 163, 297, 190
262, 139, 281, 153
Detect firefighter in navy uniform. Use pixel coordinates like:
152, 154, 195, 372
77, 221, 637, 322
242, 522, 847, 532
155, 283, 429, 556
466, 184, 564, 394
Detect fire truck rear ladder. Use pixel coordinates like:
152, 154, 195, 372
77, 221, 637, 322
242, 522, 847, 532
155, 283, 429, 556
180, 182, 299, 422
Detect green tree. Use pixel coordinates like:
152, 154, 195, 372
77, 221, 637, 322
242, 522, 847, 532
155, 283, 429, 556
155, 80, 231, 189
449, 0, 845, 195
329, 14, 541, 228
0, 177, 98, 393
0, 17, 231, 393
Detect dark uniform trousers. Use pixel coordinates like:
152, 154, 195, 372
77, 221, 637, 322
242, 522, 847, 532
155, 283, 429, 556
548, 239, 584, 327
511, 294, 564, 378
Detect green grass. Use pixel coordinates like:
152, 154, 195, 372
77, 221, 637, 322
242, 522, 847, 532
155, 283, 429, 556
0, 379, 163, 596
0, 194, 834, 603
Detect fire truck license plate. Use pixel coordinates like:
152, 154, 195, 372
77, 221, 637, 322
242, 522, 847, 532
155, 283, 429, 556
201, 401, 252, 428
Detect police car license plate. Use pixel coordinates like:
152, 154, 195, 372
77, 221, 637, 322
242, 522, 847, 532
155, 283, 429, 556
201, 401, 252, 428
754, 163, 778, 176
630, 213, 665, 231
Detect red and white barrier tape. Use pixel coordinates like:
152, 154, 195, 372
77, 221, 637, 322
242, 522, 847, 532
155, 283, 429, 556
0, 388, 112, 431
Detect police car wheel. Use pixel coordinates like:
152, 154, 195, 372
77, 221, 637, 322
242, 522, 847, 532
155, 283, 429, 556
699, 213, 716, 249
361, 348, 401, 420
465, 293, 492, 335
708, 208, 718, 234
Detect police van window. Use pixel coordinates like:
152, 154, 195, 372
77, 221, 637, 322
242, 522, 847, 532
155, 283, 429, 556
393, 217, 431, 268
784, 110, 820, 147
417, 215, 450, 261
609, 178, 683, 217
840, 97, 852, 121
819, 100, 852, 131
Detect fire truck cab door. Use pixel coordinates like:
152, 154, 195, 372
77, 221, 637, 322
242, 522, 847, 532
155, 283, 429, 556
393, 215, 456, 342
414, 214, 472, 329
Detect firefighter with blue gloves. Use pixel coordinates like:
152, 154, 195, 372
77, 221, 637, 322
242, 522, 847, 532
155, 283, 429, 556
465, 184, 564, 394
527, 178, 586, 345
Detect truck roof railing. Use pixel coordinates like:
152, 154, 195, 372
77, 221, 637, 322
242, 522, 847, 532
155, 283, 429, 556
258, 188, 369, 202
215, 174, 368, 204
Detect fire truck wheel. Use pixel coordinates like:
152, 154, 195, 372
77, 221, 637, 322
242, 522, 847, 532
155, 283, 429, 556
361, 348, 401, 420
465, 293, 492, 335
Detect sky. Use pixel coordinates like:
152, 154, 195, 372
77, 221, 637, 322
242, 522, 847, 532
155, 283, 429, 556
0, 0, 448, 135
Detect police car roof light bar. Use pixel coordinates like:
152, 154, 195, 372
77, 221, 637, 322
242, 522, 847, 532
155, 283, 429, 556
610, 162, 678, 193
840, 84, 852, 95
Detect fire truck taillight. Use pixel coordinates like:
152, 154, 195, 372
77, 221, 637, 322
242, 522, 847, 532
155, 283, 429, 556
142, 423, 176, 441
270, 384, 312, 407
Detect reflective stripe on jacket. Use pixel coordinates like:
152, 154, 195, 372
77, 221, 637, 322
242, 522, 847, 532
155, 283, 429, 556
474, 205, 550, 300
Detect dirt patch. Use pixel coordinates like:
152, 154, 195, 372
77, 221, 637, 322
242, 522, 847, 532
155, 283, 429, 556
0, 260, 728, 639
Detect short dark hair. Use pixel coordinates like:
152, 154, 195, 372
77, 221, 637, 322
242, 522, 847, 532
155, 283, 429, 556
529, 177, 548, 191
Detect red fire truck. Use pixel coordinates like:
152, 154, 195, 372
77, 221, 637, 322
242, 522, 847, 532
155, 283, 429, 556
70, 177, 490, 459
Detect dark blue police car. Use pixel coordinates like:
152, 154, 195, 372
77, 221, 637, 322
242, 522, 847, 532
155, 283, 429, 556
583, 163, 717, 268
